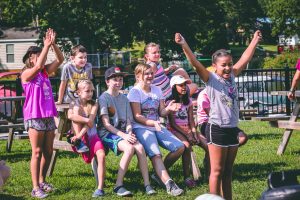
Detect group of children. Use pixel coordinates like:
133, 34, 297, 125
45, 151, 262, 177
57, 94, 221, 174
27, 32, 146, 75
18, 28, 264, 199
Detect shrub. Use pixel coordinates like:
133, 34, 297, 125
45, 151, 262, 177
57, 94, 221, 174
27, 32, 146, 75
262, 51, 299, 69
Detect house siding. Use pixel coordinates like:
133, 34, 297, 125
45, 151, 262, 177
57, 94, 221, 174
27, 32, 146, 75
0, 40, 58, 71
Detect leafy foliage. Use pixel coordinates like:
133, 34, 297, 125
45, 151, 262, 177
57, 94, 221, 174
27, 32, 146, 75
259, 0, 300, 36
262, 51, 299, 69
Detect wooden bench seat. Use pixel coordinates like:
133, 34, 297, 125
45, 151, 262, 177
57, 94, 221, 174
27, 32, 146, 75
53, 140, 73, 152
277, 121, 300, 130
239, 109, 258, 120
252, 116, 290, 127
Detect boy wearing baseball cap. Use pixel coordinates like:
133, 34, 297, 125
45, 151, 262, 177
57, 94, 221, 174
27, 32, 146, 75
98, 66, 155, 197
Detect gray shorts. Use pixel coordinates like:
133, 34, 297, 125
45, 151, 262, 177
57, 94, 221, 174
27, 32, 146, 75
24, 117, 56, 132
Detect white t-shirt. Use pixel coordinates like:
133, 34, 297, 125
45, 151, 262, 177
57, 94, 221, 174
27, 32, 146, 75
127, 84, 164, 131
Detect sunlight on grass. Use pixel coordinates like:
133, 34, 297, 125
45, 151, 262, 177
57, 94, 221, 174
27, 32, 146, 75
0, 121, 299, 199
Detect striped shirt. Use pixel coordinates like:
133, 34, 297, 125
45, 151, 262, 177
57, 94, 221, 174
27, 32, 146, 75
150, 62, 172, 99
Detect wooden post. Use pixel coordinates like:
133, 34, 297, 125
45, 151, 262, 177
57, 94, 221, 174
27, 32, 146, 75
277, 101, 300, 155
47, 105, 70, 176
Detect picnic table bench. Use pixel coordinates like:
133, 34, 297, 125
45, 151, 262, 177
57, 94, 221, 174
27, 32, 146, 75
251, 115, 290, 127
0, 96, 25, 152
47, 104, 72, 176
270, 91, 300, 155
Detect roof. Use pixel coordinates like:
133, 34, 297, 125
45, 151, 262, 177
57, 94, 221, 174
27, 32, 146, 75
0, 27, 40, 40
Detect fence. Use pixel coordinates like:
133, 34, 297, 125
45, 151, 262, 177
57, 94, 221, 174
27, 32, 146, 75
0, 67, 296, 120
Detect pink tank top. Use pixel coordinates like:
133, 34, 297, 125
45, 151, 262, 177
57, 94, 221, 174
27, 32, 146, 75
22, 70, 57, 120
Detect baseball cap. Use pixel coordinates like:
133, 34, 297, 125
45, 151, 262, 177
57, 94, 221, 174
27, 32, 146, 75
170, 75, 192, 88
22, 46, 42, 63
104, 66, 128, 80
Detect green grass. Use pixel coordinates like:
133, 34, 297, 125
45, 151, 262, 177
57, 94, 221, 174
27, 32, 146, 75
1, 121, 300, 199
260, 45, 277, 53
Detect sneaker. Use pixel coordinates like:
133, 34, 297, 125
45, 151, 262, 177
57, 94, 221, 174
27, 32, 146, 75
184, 178, 197, 188
145, 185, 156, 195
151, 173, 164, 187
113, 185, 133, 197
31, 188, 48, 199
75, 140, 89, 153
166, 180, 184, 196
92, 189, 105, 197
39, 182, 54, 193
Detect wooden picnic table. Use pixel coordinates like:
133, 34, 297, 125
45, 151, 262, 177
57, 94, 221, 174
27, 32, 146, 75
0, 96, 25, 152
47, 103, 72, 176
270, 91, 300, 155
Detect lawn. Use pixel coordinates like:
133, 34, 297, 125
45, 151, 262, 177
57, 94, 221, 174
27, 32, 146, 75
0, 121, 299, 200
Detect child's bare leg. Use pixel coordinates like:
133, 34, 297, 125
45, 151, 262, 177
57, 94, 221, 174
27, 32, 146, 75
39, 130, 55, 183
182, 141, 192, 179
151, 155, 171, 183
134, 142, 150, 186
208, 144, 227, 196
95, 149, 106, 190
164, 146, 184, 170
238, 131, 248, 147
222, 146, 238, 200
28, 129, 45, 189
115, 140, 135, 187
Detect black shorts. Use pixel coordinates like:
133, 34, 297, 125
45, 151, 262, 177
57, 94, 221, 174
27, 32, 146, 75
200, 122, 208, 137
205, 123, 239, 147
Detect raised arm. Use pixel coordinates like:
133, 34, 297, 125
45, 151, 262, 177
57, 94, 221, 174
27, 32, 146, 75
233, 30, 262, 76
45, 30, 64, 74
57, 80, 67, 104
21, 29, 52, 82
175, 33, 210, 82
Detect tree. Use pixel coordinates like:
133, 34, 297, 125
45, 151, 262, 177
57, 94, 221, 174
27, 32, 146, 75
259, 0, 300, 36
219, 0, 264, 45
0, 0, 228, 55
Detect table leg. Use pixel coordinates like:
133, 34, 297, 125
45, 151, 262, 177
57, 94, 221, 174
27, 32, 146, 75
277, 102, 300, 155
47, 111, 69, 176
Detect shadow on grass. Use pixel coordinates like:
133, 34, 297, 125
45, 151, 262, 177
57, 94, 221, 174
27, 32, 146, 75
248, 133, 281, 140
0, 193, 25, 200
1, 152, 31, 163
234, 162, 286, 181
56, 151, 80, 159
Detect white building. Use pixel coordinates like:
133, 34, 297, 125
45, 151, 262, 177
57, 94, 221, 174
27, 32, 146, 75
0, 27, 57, 71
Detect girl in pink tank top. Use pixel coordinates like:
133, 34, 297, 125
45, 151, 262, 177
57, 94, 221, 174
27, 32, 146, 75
20, 28, 64, 198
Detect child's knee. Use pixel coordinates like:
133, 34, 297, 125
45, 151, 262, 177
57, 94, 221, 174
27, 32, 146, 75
134, 143, 145, 154
96, 150, 106, 161
32, 147, 42, 159
124, 145, 135, 155
177, 145, 185, 154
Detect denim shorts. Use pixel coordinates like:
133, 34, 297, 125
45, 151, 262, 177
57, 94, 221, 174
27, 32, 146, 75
133, 127, 184, 158
101, 133, 123, 156
24, 117, 56, 132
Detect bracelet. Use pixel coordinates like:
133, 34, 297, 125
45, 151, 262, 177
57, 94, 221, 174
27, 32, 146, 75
289, 88, 296, 93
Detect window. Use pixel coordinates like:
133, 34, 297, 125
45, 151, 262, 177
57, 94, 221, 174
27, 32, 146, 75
6, 44, 14, 63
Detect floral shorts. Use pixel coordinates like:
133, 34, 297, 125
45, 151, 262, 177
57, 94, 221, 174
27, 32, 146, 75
24, 117, 56, 132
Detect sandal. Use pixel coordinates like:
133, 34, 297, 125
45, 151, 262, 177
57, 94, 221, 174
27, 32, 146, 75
184, 178, 197, 188
39, 182, 54, 193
